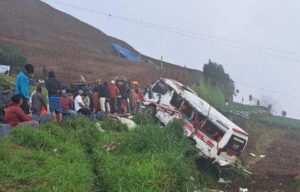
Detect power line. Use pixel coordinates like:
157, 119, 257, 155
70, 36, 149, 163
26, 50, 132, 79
235, 81, 300, 99
43, 0, 299, 62
3, 1, 300, 100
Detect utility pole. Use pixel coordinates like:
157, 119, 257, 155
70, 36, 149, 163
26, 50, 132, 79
160, 56, 163, 70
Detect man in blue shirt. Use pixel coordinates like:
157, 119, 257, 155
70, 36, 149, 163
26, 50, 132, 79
15, 64, 34, 114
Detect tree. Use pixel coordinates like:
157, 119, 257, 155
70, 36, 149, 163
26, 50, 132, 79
257, 100, 260, 106
282, 110, 287, 117
0, 44, 27, 74
268, 104, 272, 112
249, 94, 253, 104
203, 60, 235, 102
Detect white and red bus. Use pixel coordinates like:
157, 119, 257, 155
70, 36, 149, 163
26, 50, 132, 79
143, 78, 249, 167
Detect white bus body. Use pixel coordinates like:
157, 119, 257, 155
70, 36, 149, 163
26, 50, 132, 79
143, 78, 249, 167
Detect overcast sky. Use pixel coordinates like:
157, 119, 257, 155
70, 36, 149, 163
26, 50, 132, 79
42, 0, 300, 119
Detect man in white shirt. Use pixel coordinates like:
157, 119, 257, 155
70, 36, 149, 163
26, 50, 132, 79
74, 90, 91, 116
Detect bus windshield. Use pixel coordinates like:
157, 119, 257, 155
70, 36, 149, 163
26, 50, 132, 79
224, 135, 246, 155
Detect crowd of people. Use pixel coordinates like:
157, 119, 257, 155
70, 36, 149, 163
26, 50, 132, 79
0, 64, 145, 129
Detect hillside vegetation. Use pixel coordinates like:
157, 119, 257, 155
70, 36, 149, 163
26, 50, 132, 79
0, 116, 218, 191
192, 71, 225, 107
0, 43, 27, 74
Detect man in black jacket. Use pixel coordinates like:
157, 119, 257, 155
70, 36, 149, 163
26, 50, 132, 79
45, 71, 62, 123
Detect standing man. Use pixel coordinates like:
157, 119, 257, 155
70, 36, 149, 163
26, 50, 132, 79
109, 80, 119, 114
45, 71, 62, 123
15, 64, 34, 114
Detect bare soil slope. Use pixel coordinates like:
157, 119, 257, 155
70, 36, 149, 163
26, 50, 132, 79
230, 117, 300, 191
0, 0, 195, 83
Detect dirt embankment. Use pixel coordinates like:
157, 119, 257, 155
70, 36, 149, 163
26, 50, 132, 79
0, 0, 199, 84
229, 116, 300, 191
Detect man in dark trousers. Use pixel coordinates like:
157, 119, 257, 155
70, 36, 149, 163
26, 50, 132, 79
15, 64, 34, 114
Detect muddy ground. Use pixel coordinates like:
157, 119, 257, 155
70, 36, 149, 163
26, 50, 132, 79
226, 117, 300, 191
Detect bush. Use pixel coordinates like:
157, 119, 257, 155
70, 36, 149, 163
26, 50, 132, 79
192, 74, 225, 107
0, 43, 27, 74
132, 113, 155, 125
100, 118, 128, 132
92, 119, 201, 191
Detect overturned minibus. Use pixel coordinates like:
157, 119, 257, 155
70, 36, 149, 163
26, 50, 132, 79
143, 78, 248, 167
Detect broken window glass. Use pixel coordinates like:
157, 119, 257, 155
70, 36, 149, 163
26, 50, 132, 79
170, 92, 183, 109
152, 81, 168, 95
192, 111, 206, 129
201, 121, 225, 142
178, 101, 193, 119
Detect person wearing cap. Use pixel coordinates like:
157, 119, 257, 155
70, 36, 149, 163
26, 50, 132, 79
61, 90, 77, 117
45, 71, 63, 123
15, 64, 34, 114
109, 80, 119, 114
74, 90, 91, 116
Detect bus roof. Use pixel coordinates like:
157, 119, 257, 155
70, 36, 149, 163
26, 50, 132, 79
160, 78, 248, 136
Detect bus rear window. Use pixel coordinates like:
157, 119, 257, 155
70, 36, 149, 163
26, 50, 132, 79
225, 136, 246, 154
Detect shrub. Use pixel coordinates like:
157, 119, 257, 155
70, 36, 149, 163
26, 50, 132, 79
132, 113, 155, 125
100, 118, 128, 132
0, 43, 27, 74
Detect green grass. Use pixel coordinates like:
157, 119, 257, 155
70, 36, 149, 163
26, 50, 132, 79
192, 72, 225, 107
220, 102, 269, 114
0, 122, 93, 191
257, 115, 300, 130
0, 116, 219, 191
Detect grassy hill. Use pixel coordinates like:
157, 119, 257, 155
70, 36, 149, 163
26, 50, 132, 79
0, 116, 219, 191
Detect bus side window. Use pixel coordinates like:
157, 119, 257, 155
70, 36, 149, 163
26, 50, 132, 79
201, 121, 225, 142
170, 92, 183, 109
192, 112, 206, 129
179, 101, 193, 119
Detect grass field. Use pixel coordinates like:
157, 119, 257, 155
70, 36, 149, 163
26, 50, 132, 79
220, 102, 269, 114
257, 115, 300, 130
0, 115, 218, 191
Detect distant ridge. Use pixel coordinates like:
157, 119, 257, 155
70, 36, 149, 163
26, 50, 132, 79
0, 0, 199, 83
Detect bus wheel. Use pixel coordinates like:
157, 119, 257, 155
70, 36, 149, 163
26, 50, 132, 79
145, 105, 156, 116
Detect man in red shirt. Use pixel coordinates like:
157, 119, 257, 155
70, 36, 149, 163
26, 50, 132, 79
3, 94, 39, 128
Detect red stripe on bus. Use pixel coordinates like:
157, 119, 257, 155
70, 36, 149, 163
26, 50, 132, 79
195, 131, 214, 147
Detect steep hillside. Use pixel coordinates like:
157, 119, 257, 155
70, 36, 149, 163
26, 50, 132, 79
0, 0, 198, 84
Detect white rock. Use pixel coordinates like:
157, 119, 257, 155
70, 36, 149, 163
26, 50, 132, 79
260, 155, 266, 158
249, 153, 256, 157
